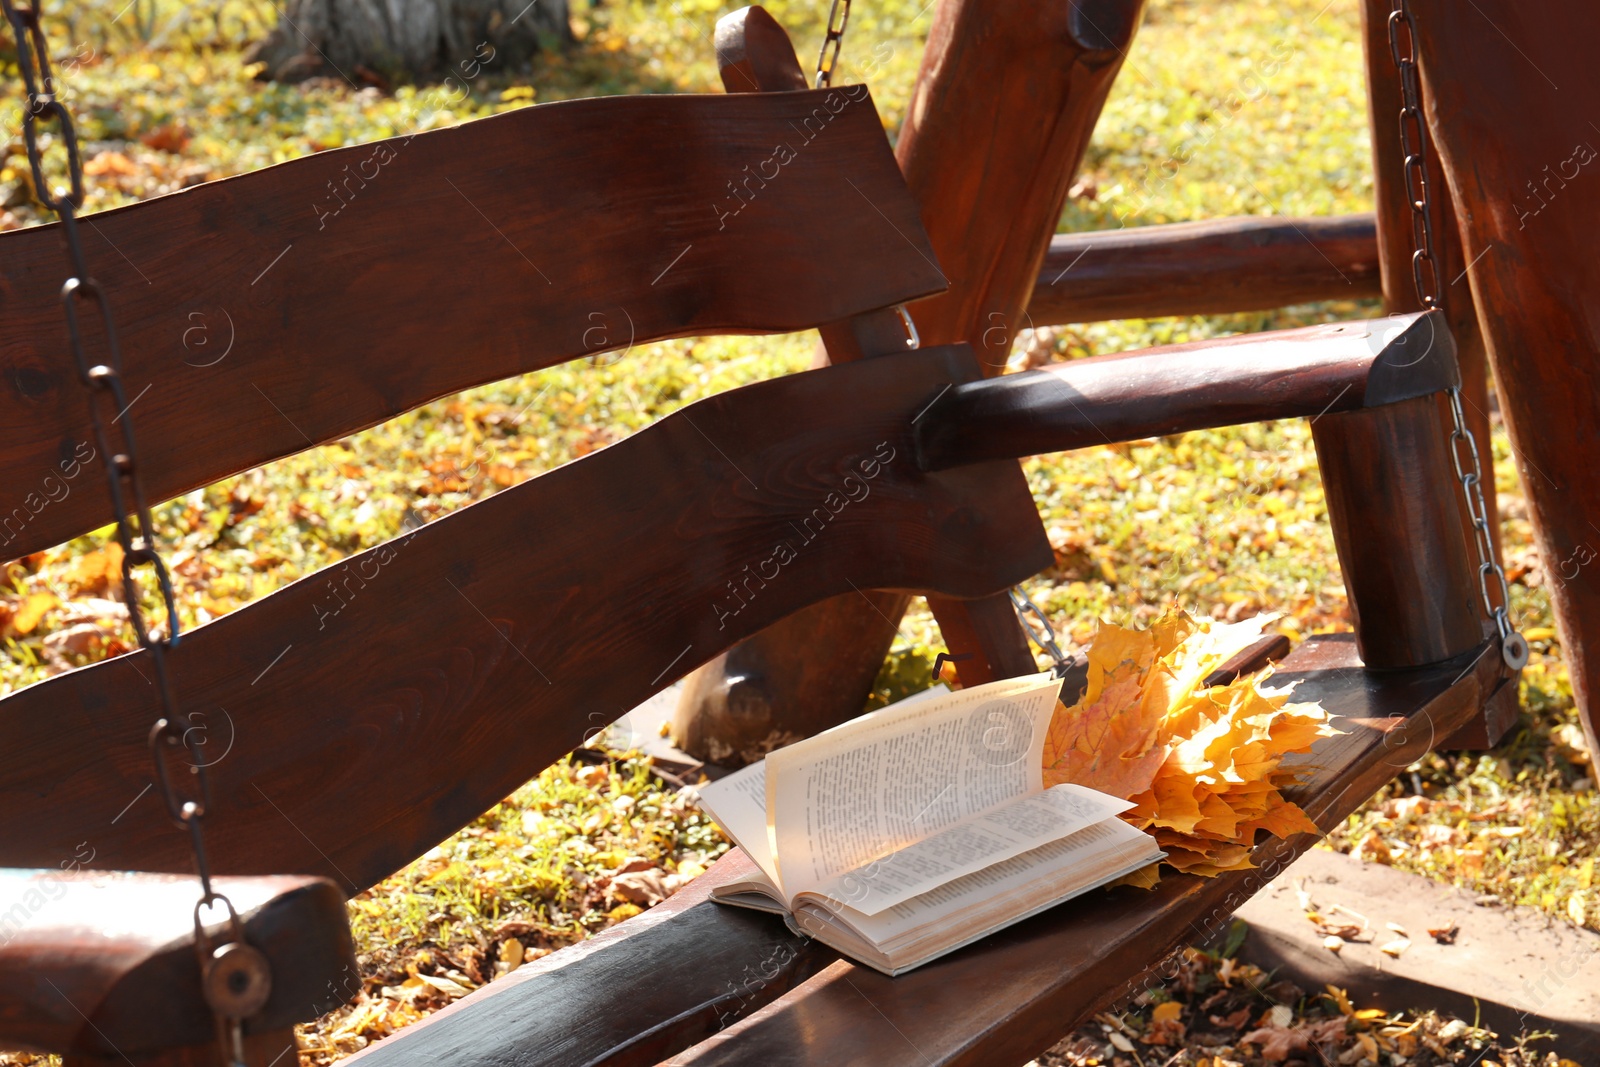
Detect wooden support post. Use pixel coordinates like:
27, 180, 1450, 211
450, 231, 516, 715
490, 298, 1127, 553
672, 1, 1147, 763
1360, 0, 1500, 563
892, 0, 1147, 363
1404, 0, 1600, 758
673, 589, 915, 765
1360, 0, 1518, 748
1311, 394, 1484, 671
673, 9, 923, 762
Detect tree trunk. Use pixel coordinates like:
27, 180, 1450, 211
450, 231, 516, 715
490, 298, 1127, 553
249, 0, 572, 84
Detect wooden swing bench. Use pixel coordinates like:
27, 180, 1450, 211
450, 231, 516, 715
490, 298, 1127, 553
0, 9, 1519, 1067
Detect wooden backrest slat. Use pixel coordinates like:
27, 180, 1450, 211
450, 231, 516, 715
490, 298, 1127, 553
0, 87, 942, 560
0, 346, 1050, 890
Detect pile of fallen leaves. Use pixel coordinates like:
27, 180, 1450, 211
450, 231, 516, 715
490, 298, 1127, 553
1031, 942, 1570, 1067
1044, 610, 1338, 877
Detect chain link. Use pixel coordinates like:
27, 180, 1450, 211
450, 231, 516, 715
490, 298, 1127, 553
1385, 0, 1526, 672
1386, 2, 1441, 311
1007, 588, 1074, 678
1447, 389, 1528, 666
815, 0, 851, 88
1, 4, 265, 1060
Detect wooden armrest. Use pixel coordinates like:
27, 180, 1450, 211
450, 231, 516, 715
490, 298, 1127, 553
0, 871, 356, 1058
914, 309, 1456, 470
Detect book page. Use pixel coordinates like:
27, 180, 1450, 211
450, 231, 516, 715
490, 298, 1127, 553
796, 817, 1160, 947
697, 685, 947, 895
765, 672, 1062, 897
806, 783, 1132, 915
694, 761, 777, 883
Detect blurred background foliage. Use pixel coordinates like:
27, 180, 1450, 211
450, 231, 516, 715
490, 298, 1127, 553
0, 0, 1593, 1059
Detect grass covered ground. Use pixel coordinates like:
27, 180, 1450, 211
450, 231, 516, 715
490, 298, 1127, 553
1, 0, 1594, 1063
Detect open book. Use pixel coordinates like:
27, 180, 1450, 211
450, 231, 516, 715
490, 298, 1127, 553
696, 671, 1163, 976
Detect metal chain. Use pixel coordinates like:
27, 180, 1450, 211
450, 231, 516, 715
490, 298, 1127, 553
1, 5, 270, 1061
1007, 588, 1073, 678
1386, 0, 1526, 672
1446, 389, 1526, 665
1387, 0, 1441, 313
815, 0, 851, 88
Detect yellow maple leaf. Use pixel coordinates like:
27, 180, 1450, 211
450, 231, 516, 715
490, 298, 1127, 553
1043, 639, 1169, 800
1193, 791, 1244, 839
12, 592, 57, 635
1242, 798, 1321, 839
1151, 611, 1280, 741
1153, 832, 1256, 874
1149, 773, 1205, 833
1044, 608, 1342, 879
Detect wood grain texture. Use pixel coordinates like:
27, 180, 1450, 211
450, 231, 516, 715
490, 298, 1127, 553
676, 0, 1146, 740
1404, 0, 1598, 754
1408, 0, 1593, 755
923, 591, 1039, 684
0, 347, 1050, 889
660, 636, 1503, 1067
1312, 395, 1483, 669
898, 0, 1147, 360
0, 872, 353, 1057
671, 590, 913, 766
915, 311, 1459, 470
1356, 0, 1510, 744
670, 12, 930, 764
1026, 214, 1383, 325
1358, 0, 1499, 564
714, 6, 810, 93
343, 850, 834, 1067
341, 635, 1501, 1067
0, 87, 942, 561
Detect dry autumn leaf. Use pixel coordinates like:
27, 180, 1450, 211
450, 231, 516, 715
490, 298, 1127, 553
1043, 609, 1338, 877
11, 592, 57, 635
65, 543, 124, 597
1426, 921, 1459, 944
1378, 937, 1411, 958
1042, 650, 1167, 800
1106, 862, 1163, 891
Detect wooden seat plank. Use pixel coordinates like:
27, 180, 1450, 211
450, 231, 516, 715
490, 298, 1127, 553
0, 345, 1050, 891
659, 635, 1505, 1067
342, 852, 833, 1067
334, 633, 1502, 1067
0, 87, 942, 561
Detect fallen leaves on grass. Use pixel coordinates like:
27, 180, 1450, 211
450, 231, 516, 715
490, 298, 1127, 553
291, 750, 727, 1065
1041, 950, 1515, 1067
9, 592, 57, 635
1326, 668, 1599, 933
